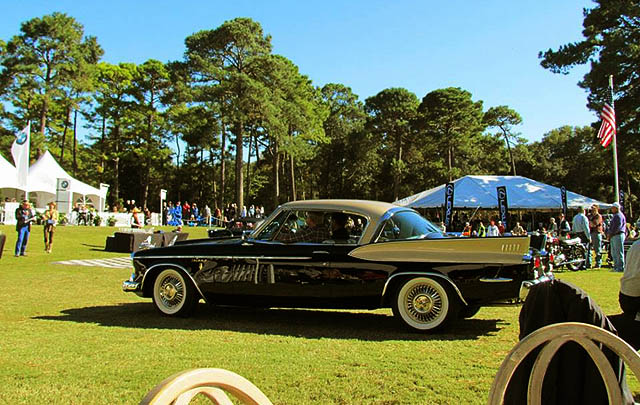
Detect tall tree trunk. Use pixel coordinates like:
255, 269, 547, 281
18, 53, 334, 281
234, 121, 244, 210
627, 176, 633, 219
210, 148, 217, 206
289, 153, 296, 201
271, 138, 280, 209
113, 124, 121, 204
142, 109, 153, 209
174, 134, 181, 168
504, 133, 516, 175
447, 145, 453, 182
393, 140, 403, 201
72, 109, 78, 177
100, 115, 106, 183
60, 105, 71, 164
246, 131, 252, 201
219, 123, 226, 210
324, 148, 332, 198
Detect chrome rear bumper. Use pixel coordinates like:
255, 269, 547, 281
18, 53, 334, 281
519, 274, 554, 301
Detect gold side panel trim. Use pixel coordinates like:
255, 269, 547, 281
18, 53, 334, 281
349, 236, 530, 265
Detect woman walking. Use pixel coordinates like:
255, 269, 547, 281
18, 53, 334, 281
43, 201, 58, 253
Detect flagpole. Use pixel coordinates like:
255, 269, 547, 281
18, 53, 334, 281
609, 75, 620, 203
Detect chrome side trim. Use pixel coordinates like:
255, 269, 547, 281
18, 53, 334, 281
381, 272, 468, 306
141, 262, 208, 304
135, 255, 312, 260
479, 277, 514, 283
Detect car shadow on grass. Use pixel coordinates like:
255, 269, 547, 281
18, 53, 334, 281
34, 302, 505, 341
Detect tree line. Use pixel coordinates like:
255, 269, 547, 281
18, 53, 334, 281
0, 4, 637, 217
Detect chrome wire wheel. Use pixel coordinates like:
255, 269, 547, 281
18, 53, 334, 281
153, 269, 194, 316
394, 277, 451, 331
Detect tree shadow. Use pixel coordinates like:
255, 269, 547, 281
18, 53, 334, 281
34, 302, 504, 341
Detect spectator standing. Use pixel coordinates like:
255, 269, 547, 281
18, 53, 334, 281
589, 205, 604, 268
131, 207, 142, 228
497, 220, 505, 235
162, 202, 168, 226
487, 220, 499, 236
182, 201, 191, 220
476, 220, 486, 237
14, 200, 35, 256
204, 205, 212, 226
42, 201, 58, 253
608, 202, 627, 272
559, 213, 571, 237
572, 206, 592, 269
548, 217, 558, 236
512, 222, 526, 236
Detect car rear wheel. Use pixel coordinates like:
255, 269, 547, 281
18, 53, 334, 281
152, 268, 198, 317
392, 277, 456, 332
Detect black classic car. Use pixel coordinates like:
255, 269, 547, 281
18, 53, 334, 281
123, 200, 549, 331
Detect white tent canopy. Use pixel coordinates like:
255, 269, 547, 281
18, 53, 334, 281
395, 175, 612, 211
26, 150, 106, 208
0, 153, 25, 201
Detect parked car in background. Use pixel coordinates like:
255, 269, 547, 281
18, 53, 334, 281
123, 200, 549, 332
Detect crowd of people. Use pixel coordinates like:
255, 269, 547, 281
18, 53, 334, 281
442, 203, 639, 273
162, 201, 266, 228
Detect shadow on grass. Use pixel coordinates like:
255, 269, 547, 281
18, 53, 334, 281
34, 302, 503, 341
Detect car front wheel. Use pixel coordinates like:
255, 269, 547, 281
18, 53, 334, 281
152, 268, 198, 317
392, 277, 456, 332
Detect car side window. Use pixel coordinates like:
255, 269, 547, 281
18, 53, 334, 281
254, 210, 291, 241
376, 211, 444, 242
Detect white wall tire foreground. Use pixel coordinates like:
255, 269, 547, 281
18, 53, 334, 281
392, 277, 457, 332
152, 268, 198, 317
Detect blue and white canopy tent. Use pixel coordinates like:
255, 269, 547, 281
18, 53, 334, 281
395, 175, 611, 211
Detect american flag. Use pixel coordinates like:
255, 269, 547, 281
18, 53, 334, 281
597, 103, 616, 148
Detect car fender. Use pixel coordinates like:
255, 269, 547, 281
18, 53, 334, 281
141, 262, 207, 303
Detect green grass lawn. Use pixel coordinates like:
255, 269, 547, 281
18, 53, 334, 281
0, 224, 636, 404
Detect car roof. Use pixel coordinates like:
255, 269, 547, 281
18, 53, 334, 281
280, 199, 403, 219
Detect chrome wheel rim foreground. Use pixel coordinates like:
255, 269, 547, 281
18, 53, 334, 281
155, 271, 185, 314
404, 284, 443, 324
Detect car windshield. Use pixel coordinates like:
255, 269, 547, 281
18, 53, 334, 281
377, 210, 444, 242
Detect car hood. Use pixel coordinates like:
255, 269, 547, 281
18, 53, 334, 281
133, 236, 245, 258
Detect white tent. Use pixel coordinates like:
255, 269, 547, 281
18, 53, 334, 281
0, 153, 26, 201
26, 151, 107, 209
395, 175, 611, 210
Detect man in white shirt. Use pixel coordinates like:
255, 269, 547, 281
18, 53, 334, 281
572, 206, 591, 269
487, 220, 499, 237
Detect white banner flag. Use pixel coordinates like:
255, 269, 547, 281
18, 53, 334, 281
11, 123, 30, 188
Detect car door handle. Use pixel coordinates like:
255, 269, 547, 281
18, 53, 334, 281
312, 251, 330, 255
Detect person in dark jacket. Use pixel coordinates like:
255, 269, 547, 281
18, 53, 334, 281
504, 279, 633, 405
15, 200, 35, 257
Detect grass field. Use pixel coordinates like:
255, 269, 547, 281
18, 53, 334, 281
0, 224, 636, 404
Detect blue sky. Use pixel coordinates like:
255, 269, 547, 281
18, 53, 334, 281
2, 0, 596, 143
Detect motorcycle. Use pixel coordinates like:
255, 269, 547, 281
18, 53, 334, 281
547, 233, 588, 271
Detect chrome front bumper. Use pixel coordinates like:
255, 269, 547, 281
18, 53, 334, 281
123, 272, 142, 293
122, 280, 141, 292
519, 274, 554, 301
